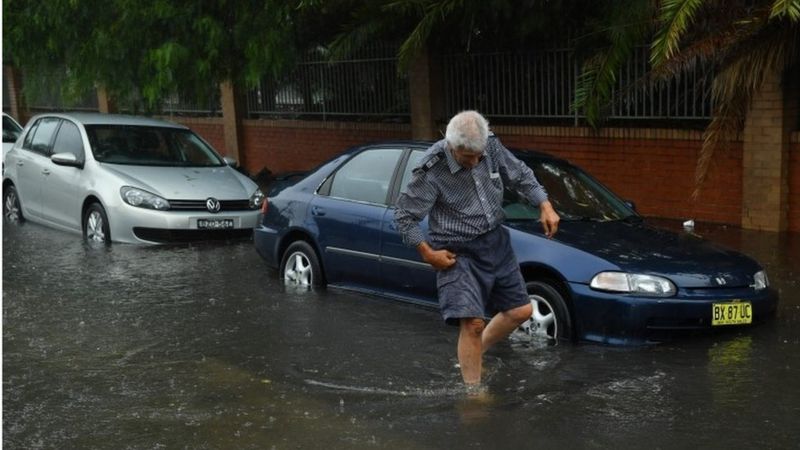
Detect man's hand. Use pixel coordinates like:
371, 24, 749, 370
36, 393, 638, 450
417, 241, 456, 270
539, 200, 560, 238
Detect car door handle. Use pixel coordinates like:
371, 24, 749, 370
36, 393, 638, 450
41, 168, 51, 175
16, 161, 24, 166
311, 206, 326, 216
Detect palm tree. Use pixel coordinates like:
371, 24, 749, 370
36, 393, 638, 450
574, 0, 800, 191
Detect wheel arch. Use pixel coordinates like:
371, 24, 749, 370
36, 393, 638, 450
278, 229, 325, 277
519, 263, 578, 340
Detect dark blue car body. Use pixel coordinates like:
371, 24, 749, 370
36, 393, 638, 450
254, 141, 778, 345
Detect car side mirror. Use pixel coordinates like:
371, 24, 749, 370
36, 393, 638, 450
223, 156, 238, 167
51, 152, 83, 168
625, 200, 637, 212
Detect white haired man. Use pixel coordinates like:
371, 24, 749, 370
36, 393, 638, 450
394, 110, 560, 390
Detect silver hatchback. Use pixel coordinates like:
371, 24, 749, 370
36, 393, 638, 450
2, 113, 263, 244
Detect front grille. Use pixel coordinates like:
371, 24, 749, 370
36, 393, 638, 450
168, 199, 252, 212
133, 227, 252, 243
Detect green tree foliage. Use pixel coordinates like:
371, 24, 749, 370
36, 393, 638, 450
324, 0, 597, 67
3, 0, 300, 108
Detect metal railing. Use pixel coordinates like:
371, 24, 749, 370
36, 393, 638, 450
246, 45, 410, 121
443, 47, 713, 123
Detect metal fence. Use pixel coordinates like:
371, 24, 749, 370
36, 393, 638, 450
246, 45, 410, 121
443, 47, 713, 123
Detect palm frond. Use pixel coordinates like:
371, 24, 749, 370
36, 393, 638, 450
651, 0, 706, 66
692, 23, 800, 195
770, 0, 800, 21
396, 0, 465, 69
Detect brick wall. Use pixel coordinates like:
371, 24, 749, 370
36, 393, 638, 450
182, 119, 800, 230
239, 120, 411, 174
495, 126, 743, 225
790, 132, 800, 232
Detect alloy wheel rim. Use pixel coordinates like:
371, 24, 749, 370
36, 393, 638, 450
4, 191, 19, 221
283, 251, 312, 286
517, 294, 558, 340
86, 211, 106, 242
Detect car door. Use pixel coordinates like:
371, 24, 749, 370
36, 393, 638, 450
14, 117, 61, 219
40, 119, 86, 229
310, 147, 404, 288
379, 148, 438, 304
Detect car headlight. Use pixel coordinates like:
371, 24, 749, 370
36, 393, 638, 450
249, 189, 265, 209
120, 186, 170, 210
753, 270, 769, 290
590, 271, 676, 297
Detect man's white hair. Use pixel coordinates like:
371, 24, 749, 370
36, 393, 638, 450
445, 110, 489, 153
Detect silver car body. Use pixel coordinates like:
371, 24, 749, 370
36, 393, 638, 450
2, 113, 261, 244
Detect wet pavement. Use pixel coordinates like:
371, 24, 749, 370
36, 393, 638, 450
3, 219, 799, 449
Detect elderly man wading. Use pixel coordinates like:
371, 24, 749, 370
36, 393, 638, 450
394, 110, 560, 390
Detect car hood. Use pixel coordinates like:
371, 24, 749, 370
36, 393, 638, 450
507, 220, 762, 288
102, 164, 256, 199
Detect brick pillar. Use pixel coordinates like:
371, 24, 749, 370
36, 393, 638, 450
741, 69, 791, 231
409, 47, 444, 140
96, 86, 117, 113
4, 65, 28, 124
220, 80, 244, 163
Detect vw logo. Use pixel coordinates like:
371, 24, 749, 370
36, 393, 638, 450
206, 198, 221, 213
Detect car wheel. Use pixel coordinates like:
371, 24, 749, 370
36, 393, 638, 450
280, 241, 324, 287
83, 203, 111, 245
3, 184, 24, 223
515, 280, 573, 342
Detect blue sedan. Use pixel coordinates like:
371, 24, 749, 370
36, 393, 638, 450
254, 141, 778, 345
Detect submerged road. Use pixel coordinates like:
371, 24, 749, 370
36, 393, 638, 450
3, 219, 799, 449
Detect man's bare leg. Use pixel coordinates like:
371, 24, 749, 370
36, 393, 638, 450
458, 318, 486, 385
481, 302, 533, 353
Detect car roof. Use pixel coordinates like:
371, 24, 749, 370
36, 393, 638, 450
354, 139, 570, 165
27, 112, 187, 129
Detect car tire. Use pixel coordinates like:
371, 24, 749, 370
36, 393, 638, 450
515, 280, 573, 342
83, 202, 111, 245
3, 184, 24, 223
280, 240, 324, 287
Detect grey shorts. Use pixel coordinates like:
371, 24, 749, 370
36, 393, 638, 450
433, 227, 529, 325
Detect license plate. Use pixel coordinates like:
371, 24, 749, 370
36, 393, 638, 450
712, 301, 753, 326
197, 218, 234, 230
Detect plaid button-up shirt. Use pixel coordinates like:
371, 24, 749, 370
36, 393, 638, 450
394, 136, 548, 247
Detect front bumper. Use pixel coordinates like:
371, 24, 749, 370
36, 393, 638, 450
569, 283, 779, 345
108, 203, 260, 244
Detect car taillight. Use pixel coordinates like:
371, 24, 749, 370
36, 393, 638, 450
260, 197, 269, 214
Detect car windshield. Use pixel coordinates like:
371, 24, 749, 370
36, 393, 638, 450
85, 125, 224, 167
503, 157, 636, 222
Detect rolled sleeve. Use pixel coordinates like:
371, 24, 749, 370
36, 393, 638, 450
394, 169, 438, 247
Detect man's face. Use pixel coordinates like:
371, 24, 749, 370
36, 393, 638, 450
452, 146, 483, 169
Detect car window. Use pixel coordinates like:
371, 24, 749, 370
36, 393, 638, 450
398, 149, 427, 195
2, 115, 22, 143
329, 148, 403, 204
85, 125, 224, 167
28, 118, 60, 155
22, 121, 39, 149
51, 121, 85, 161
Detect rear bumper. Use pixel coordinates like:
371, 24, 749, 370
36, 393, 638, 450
569, 283, 779, 345
253, 222, 281, 269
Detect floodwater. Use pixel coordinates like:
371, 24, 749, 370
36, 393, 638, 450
3, 220, 799, 449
